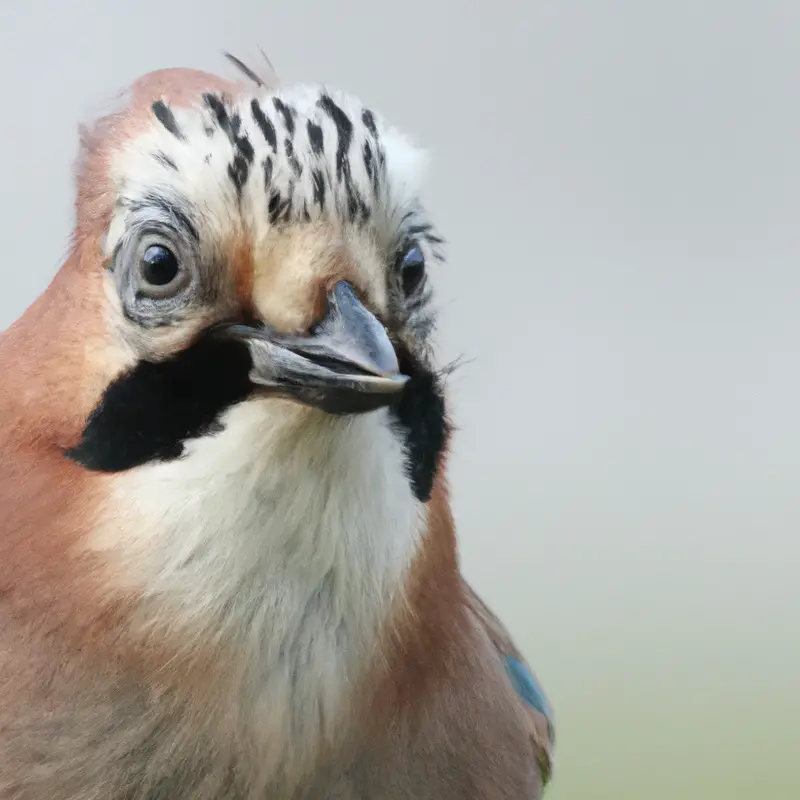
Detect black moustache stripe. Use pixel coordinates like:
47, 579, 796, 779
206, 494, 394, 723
66, 337, 449, 503
65, 335, 253, 472
389, 350, 449, 503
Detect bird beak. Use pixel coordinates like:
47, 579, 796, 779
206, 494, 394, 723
216, 280, 409, 414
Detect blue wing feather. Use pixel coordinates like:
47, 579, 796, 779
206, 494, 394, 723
504, 655, 555, 740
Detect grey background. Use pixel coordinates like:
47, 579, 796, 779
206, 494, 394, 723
1, 1, 799, 797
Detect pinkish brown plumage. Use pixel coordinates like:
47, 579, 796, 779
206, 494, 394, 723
0, 59, 553, 799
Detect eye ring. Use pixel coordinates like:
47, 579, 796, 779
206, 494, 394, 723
398, 244, 426, 296
135, 241, 189, 299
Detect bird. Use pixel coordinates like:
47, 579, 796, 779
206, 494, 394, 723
0, 55, 554, 799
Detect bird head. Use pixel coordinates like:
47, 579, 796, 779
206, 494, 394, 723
0, 60, 456, 677
0, 54, 454, 601
57, 62, 443, 484
56, 64, 448, 500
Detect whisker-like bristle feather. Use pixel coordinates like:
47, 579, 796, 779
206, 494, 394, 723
223, 50, 279, 89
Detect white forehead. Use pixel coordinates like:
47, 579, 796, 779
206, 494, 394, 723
104, 85, 430, 257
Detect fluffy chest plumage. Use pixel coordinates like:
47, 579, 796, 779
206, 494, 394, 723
88, 400, 424, 785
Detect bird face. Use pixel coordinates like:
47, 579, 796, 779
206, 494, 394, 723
67, 82, 449, 502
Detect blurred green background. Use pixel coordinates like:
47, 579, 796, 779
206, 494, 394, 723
2, 1, 798, 797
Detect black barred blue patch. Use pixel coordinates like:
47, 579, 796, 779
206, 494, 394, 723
504, 655, 554, 738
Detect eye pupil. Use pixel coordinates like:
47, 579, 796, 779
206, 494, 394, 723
141, 244, 180, 287
400, 245, 426, 295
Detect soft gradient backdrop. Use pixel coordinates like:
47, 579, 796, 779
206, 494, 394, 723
1, 2, 798, 797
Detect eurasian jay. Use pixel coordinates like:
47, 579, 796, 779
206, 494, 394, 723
0, 57, 553, 799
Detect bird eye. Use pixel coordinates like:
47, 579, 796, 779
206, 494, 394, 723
137, 243, 186, 298
399, 245, 426, 296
